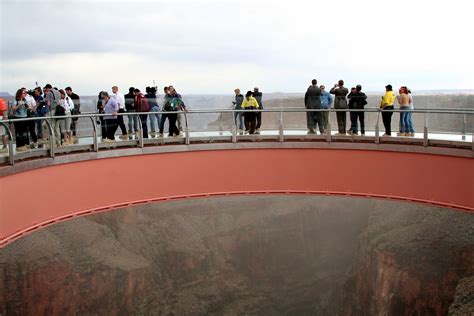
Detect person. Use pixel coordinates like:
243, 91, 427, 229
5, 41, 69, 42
406, 88, 415, 137
169, 85, 186, 132
158, 86, 169, 136
43, 84, 62, 145
124, 87, 137, 136
33, 87, 47, 142
241, 90, 259, 134
24, 88, 38, 147
65, 86, 81, 142
11, 89, 30, 151
159, 86, 183, 137
146, 86, 161, 137
380, 84, 396, 136
96, 91, 107, 140
320, 85, 333, 134
347, 85, 368, 135
330, 80, 349, 135
397, 86, 410, 136
233, 88, 244, 132
58, 89, 75, 145
134, 88, 149, 138
253, 87, 263, 134
304, 79, 323, 134
0, 98, 8, 152
111, 86, 127, 139
101, 91, 119, 142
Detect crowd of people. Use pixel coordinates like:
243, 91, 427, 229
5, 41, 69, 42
301, 79, 415, 136
0, 80, 415, 152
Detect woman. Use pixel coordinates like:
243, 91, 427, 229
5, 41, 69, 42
11, 89, 30, 151
241, 91, 259, 134
380, 84, 396, 136
397, 86, 410, 136
159, 86, 182, 137
406, 89, 415, 137
97, 91, 107, 140
101, 91, 118, 141
59, 89, 74, 145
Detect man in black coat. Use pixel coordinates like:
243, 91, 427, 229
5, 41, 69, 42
304, 79, 323, 134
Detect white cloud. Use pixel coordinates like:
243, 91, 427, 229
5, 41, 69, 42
1, 0, 473, 94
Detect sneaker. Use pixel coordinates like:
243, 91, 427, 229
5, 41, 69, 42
16, 145, 28, 152
119, 135, 128, 140
31, 142, 38, 149
397, 132, 406, 136
104, 138, 114, 143
347, 130, 354, 135
255, 128, 260, 134
335, 132, 346, 136
0, 147, 8, 153
382, 133, 391, 136
244, 130, 249, 135
361, 133, 365, 136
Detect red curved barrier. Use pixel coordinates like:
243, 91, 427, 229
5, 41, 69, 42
1, 148, 473, 247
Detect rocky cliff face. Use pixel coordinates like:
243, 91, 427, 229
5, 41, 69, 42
1, 196, 473, 315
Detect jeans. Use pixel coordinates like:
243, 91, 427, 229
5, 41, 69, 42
321, 108, 329, 131
117, 109, 127, 135
350, 111, 365, 134
405, 110, 415, 133
244, 112, 257, 134
139, 114, 148, 138
13, 119, 29, 148
306, 109, 324, 133
149, 106, 161, 133
36, 112, 45, 139
128, 111, 139, 133
159, 113, 179, 136
104, 118, 118, 140
234, 111, 244, 130
399, 107, 408, 133
336, 110, 346, 133
382, 106, 394, 135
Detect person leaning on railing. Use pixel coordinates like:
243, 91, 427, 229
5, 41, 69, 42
397, 86, 410, 136
380, 84, 396, 136
100, 91, 119, 142
11, 89, 30, 152
241, 91, 259, 135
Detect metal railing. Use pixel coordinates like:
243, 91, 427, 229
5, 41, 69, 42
0, 108, 472, 165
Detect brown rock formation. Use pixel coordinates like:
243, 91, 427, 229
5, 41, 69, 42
1, 196, 473, 315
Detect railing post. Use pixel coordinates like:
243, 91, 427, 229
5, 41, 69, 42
279, 110, 284, 142
423, 112, 429, 147
44, 118, 55, 158
1, 122, 14, 165
231, 110, 237, 143
462, 114, 467, 141
219, 113, 223, 136
184, 110, 190, 145
375, 110, 380, 144
136, 114, 144, 148
89, 116, 99, 152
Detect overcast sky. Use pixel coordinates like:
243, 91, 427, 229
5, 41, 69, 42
1, 0, 473, 95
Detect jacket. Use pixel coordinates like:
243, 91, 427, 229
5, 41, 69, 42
330, 86, 349, 109
241, 97, 259, 109
320, 91, 333, 108
380, 91, 396, 108
304, 85, 322, 109
253, 92, 263, 109
135, 93, 149, 112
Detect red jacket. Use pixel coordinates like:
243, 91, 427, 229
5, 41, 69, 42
135, 93, 149, 112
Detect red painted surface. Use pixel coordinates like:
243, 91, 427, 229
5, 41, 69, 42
1, 149, 473, 247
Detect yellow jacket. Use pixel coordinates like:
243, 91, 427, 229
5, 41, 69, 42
241, 97, 259, 109
380, 91, 396, 108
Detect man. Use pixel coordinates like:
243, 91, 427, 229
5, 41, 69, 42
124, 87, 137, 136
145, 86, 160, 137
330, 80, 349, 135
348, 85, 368, 135
159, 86, 182, 137
23, 88, 38, 147
43, 84, 62, 145
111, 86, 127, 139
241, 90, 259, 134
253, 87, 263, 134
133, 88, 149, 138
380, 84, 396, 136
319, 85, 333, 134
233, 88, 244, 132
65, 87, 81, 142
304, 79, 323, 134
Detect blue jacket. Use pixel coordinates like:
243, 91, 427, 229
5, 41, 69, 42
320, 91, 333, 108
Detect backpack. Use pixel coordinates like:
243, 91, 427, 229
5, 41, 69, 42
0, 98, 6, 116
